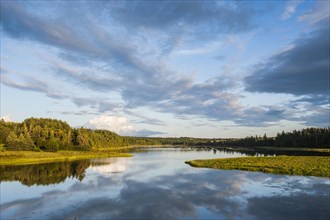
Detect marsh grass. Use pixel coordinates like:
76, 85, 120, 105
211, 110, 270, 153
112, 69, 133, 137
0, 150, 131, 166
186, 156, 330, 177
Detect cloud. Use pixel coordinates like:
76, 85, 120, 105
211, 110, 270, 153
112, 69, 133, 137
84, 115, 135, 135
90, 158, 131, 175
293, 94, 329, 106
244, 20, 329, 97
84, 115, 164, 136
0, 1, 252, 126
58, 110, 97, 116
281, 0, 303, 20
300, 106, 330, 127
0, 114, 12, 122
1, 71, 67, 100
108, 1, 256, 36
151, 78, 248, 124
236, 106, 287, 127
1, 67, 122, 114
129, 129, 166, 137
1, 69, 121, 115
2, 1, 326, 129
1, 1, 188, 88
0, 1, 88, 54
298, 0, 330, 25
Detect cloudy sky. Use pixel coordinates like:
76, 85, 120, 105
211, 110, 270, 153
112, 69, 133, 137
1, 0, 329, 138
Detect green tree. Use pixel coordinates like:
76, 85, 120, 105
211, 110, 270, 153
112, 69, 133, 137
6, 132, 21, 150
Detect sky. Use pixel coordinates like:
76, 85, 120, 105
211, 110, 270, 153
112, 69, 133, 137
0, 0, 329, 138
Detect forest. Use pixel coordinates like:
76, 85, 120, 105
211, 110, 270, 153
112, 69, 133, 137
0, 117, 329, 151
0, 118, 160, 151
191, 127, 330, 148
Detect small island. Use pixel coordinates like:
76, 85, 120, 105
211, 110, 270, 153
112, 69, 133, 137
186, 156, 330, 178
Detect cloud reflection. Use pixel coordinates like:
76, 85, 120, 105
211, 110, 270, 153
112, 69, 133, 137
89, 158, 131, 175
2, 169, 328, 220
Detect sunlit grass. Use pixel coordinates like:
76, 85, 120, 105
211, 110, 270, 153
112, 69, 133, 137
0, 150, 131, 166
186, 156, 330, 177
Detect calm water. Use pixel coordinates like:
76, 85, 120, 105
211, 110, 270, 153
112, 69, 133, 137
1, 148, 329, 220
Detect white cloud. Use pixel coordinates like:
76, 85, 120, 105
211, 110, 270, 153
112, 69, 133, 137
281, 0, 303, 20
1, 114, 12, 122
84, 115, 165, 137
298, 0, 329, 25
85, 115, 134, 135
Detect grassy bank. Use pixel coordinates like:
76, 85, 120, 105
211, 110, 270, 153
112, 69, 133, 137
186, 156, 330, 177
0, 150, 131, 166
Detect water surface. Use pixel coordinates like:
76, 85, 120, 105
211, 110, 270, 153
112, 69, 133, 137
1, 148, 329, 220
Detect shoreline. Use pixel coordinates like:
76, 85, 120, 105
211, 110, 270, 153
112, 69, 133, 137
0, 150, 132, 166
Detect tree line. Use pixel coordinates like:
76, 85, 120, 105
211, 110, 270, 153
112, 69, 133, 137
192, 127, 329, 148
0, 117, 329, 151
0, 118, 159, 151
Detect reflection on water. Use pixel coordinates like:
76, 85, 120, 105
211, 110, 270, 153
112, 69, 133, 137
90, 158, 131, 175
0, 160, 90, 186
1, 148, 329, 220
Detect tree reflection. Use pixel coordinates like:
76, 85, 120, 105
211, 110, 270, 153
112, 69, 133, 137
0, 160, 91, 186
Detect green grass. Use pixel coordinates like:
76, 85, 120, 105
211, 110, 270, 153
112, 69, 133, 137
254, 146, 330, 153
186, 156, 330, 177
0, 150, 131, 166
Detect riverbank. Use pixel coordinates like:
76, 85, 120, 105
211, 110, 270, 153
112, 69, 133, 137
0, 150, 132, 166
186, 156, 330, 177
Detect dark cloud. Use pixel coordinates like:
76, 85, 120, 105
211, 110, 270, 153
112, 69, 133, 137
108, 1, 256, 35
236, 106, 287, 127
154, 78, 242, 122
243, 19, 330, 126
293, 94, 329, 106
245, 20, 329, 97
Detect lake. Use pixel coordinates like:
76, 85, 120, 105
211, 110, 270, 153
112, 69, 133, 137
1, 148, 329, 220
